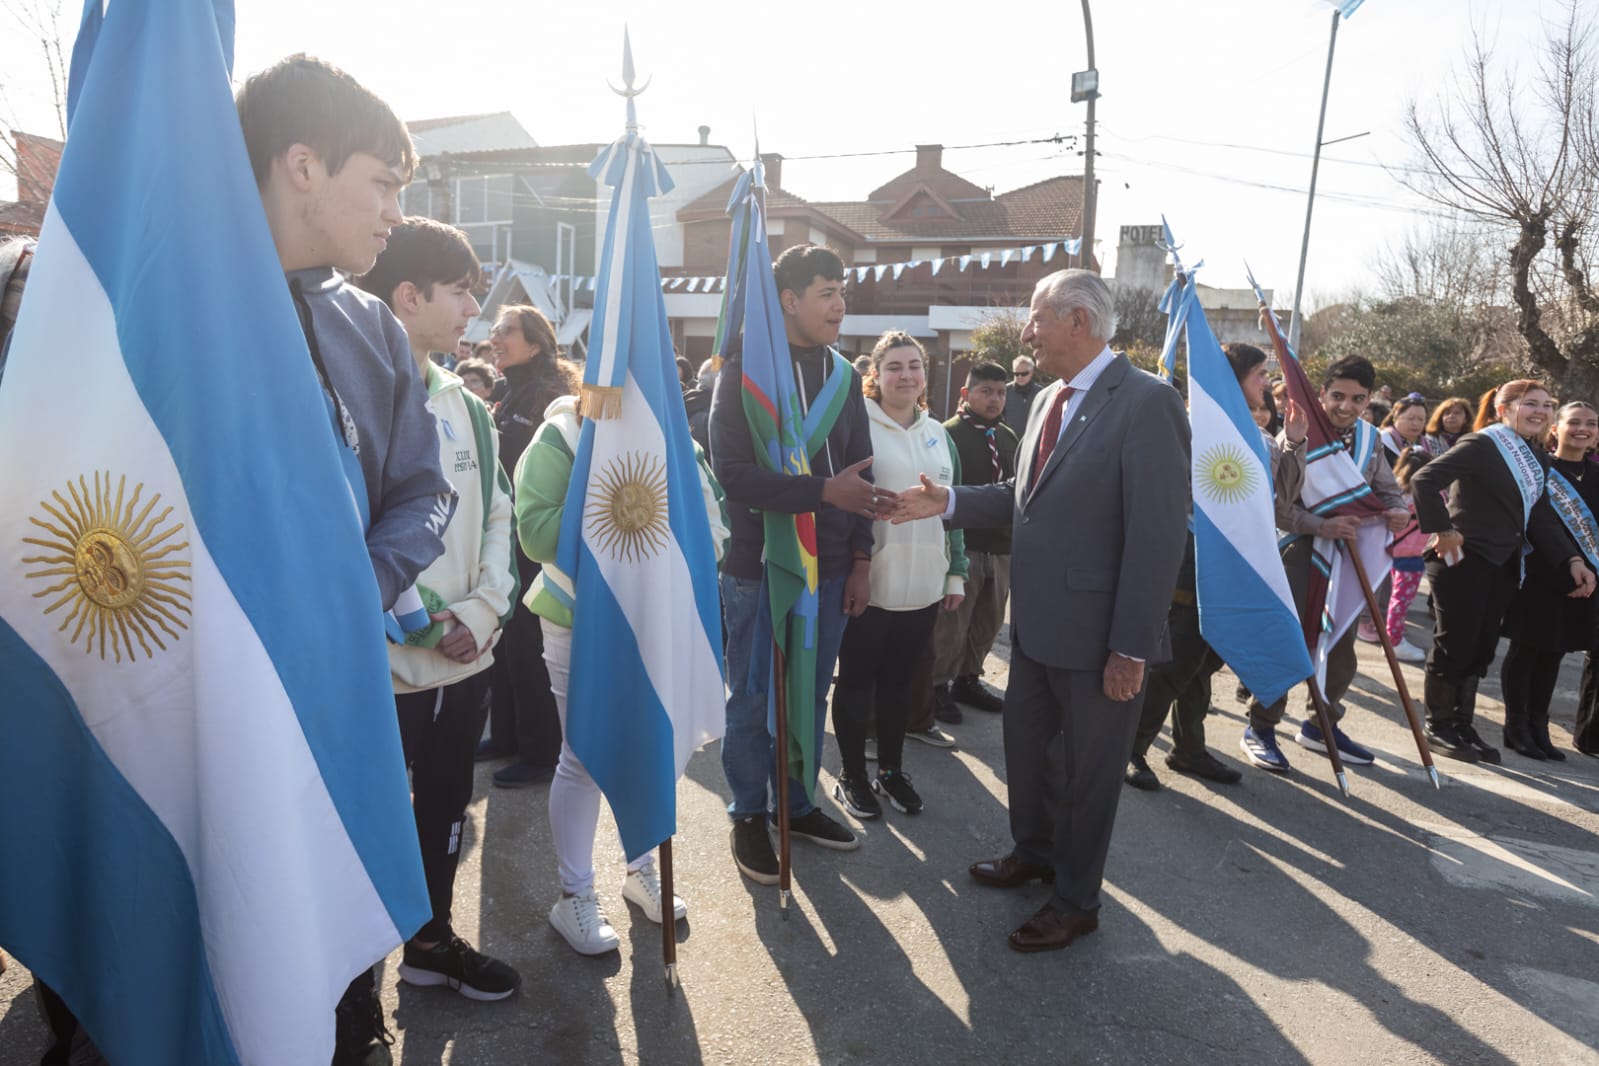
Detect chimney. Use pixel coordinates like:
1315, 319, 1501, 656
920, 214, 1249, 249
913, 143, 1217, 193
915, 144, 942, 172
698, 124, 711, 146
760, 152, 783, 190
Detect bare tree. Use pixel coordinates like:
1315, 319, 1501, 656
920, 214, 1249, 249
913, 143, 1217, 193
1403, 3, 1599, 397
1, 1, 68, 201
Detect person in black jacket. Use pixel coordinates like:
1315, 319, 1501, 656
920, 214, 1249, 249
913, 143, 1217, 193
1410, 379, 1595, 764
1500, 400, 1599, 760
710, 244, 876, 884
480, 304, 577, 787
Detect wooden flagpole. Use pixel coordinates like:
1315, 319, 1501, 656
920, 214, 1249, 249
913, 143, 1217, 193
659, 837, 679, 990
1305, 675, 1349, 797
773, 640, 792, 916
1345, 538, 1442, 788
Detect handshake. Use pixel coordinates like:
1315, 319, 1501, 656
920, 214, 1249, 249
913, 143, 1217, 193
822, 459, 950, 524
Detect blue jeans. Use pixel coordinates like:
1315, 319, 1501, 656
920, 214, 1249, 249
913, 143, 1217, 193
720, 572, 847, 819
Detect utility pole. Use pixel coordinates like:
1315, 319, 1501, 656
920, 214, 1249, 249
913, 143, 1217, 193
1289, 10, 1341, 350
1072, 0, 1099, 273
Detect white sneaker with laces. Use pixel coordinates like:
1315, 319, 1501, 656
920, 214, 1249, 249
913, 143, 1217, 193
622, 863, 687, 924
549, 890, 620, 956
1393, 639, 1426, 663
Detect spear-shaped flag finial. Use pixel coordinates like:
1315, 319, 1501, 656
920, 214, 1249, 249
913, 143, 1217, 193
607, 26, 652, 132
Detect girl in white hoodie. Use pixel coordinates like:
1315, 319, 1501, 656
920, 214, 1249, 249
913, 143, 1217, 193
832, 332, 967, 819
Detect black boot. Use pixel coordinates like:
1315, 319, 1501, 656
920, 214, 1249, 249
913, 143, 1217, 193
1528, 713, 1566, 761
1455, 675, 1500, 765
1502, 703, 1544, 760
1423, 673, 1479, 763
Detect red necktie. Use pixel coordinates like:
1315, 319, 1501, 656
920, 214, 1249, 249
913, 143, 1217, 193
1027, 386, 1075, 494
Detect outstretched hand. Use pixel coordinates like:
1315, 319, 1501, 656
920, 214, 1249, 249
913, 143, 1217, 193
885, 474, 950, 525
1282, 397, 1308, 444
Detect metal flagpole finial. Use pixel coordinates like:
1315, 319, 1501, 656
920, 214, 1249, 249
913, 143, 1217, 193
607, 26, 652, 132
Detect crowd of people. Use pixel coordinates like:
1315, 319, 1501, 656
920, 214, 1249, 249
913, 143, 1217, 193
3, 51, 1597, 1066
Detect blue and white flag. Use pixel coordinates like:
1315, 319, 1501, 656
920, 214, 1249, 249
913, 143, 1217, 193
1161, 261, 1312, 708
1335, 0, 1366, 18
0, 2, 429, 1063
555, 85, 725, 862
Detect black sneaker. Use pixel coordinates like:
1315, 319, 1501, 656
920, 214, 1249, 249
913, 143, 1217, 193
933, 683, 963, 724
398, 932, 522, 1002
785, 808, 861, 850
833, 774, 882, 819
332, 973, 393, 1066
1425, 723, 1480, 763
731, 815, 780, 884
952, 675, 1005, 713
492, 760, 555, 789
873, 769, 924, 814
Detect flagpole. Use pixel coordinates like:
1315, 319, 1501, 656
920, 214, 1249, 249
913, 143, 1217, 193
773, 641, 793, 916
1344, 538, 1442, 788
1304, 676, 1350, 796
658, 837, 680, 990
1288, 9, 1340, 351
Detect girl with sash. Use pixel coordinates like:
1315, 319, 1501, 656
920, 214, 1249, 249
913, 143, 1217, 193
1411, 381, 1595, 764
1501, 401, 1599, 760
831, 332, 967, 819
1423, 396, 1473, 456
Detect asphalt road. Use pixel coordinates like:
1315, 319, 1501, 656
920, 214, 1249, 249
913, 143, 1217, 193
4, 607, 1598, 1065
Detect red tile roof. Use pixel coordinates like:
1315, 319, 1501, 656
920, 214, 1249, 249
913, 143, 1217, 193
811, 175, 1085, 243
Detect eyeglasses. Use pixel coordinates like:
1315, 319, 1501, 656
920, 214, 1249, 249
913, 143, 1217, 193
1014, 370, 1032, 379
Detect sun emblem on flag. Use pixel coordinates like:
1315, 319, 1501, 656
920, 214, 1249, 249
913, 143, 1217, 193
1196, 444, 1259, 505
22, 472, 193, 662
586, 450, 671, 562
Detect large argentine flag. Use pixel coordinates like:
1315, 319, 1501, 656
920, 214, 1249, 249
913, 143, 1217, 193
555, 115, 725, 862
0, 3, 429, 1063
1163, 271, 1312, 708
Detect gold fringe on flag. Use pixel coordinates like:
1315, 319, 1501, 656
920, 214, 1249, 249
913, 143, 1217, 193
709, 355, 723, 371
579, 384, 624, 420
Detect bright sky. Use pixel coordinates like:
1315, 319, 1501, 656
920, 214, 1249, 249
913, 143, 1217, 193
0, 0, 1558, 308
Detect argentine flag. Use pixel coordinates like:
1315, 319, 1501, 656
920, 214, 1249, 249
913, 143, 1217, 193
554, 106, 725, 862
0, 2, 429, 1063
1165, 274, 1313, 708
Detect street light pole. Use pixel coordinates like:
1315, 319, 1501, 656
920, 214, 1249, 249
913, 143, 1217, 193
1079, 0, 1097, 273
1289, 10, 1340, 351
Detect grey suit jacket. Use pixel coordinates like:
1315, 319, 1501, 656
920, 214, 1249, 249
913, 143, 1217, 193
950, 355, 1191, 671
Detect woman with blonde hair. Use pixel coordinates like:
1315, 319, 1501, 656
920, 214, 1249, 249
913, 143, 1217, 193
831, 331, 967, 819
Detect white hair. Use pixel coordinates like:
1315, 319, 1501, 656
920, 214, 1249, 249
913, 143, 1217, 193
1035, 268, 1117, 341
1011, 354, 1035, 371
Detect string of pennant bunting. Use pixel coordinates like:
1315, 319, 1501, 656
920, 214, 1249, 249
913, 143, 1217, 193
548, 237, 1085, 294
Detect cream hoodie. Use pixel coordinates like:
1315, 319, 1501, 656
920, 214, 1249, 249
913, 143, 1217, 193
389, 362, 518, 693
865, 400, 967, 610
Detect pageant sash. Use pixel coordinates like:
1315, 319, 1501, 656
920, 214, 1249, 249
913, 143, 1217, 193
1546, 468, 1599, 571
1481, 423, 1545, 531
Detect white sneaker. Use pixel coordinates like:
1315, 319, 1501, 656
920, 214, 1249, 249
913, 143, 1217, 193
1393, 639, 1426, 663
622, 863, 687, 924
548, 890, 620, 956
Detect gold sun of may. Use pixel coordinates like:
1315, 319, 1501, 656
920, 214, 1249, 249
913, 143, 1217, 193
22, 471, 193, 662
586, 451, 671, 563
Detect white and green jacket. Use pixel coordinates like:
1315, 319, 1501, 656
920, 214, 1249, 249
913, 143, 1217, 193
514, 394, 729, 630
864, 401, 968, 610
389, 361, 519, 693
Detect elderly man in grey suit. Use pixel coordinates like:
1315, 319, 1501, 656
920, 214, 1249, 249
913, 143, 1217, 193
888, 269, 1190, 952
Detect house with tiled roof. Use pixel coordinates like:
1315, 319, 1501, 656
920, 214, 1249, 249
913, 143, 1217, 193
0, 131, 63, 238
677, 144, 1090, 406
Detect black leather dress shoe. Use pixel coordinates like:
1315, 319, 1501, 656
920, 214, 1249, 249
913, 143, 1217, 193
951, 675, 1005, 713
1458, 723, 1501, 765
1008, 903, 1099, 952
1166, 749, 1242, 785
969, 855, 1054, 888
1124, 755, 1161, 791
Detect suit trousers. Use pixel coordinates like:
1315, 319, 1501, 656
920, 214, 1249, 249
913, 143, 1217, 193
1004, 639, 1144, 914
931, 551, 1011, 684
1249, 536, 1355, 731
